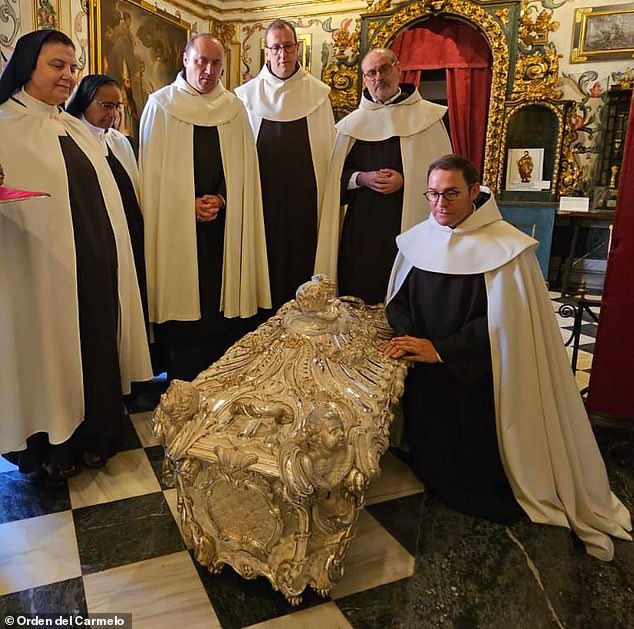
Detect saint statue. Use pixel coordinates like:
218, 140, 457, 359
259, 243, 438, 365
0, 161, 50, 202
517, 150, 534, 183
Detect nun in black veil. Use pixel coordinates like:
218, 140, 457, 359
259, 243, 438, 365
0, 30, 152, 479
67, 74, 149, 329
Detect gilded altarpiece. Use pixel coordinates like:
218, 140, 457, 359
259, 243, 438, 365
321, 0, 581, 197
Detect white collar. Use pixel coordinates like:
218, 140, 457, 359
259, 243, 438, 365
13, 87, 61, 115
371, 87, 402, 105
81, 115, 109, 138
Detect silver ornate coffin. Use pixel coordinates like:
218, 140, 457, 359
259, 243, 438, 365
153, 275, 407, 604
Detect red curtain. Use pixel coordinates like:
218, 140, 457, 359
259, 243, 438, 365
587, 92, 634, 418
391, 18, 492, 173
401, 70, 422, 88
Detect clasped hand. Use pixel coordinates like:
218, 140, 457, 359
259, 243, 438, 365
383, 335, 439, 363
195, 194, 224, 222
358, 168, 404, 195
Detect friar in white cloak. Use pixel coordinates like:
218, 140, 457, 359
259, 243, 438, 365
314, 48, 452, 305
0, 31, 152, 478
67, 74, 148, 326
139, 34, 271, 382
384, 154, 632, 561
235, 19, 335, 309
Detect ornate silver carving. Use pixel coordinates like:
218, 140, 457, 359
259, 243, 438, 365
154, 275, 407, 604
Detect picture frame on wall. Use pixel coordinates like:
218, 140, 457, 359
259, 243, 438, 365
570, 3, 634, 63
505, 148, 547, 191
89, 0, 190, 143
259, 34, 312, 74
33, 0, 61, 31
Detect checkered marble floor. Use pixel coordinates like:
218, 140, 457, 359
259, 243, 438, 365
0, 418, 422, 628
3, 294, 631, 629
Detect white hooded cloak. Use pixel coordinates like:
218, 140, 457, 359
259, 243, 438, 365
235, 64, 335, 213
0, 90, 152, 452
139, 75, 271, 323
386, 191, 632, 561
314, 88, 452, 282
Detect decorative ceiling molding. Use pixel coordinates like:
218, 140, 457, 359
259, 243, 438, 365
164, 0, 366, 20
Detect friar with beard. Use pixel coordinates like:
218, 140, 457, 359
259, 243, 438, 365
315, 48, 452, 305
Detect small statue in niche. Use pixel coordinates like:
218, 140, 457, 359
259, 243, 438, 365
609, 165, 619, 189
517, 150, 534, 183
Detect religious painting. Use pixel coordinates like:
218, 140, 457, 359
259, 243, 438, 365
571, 4, 634, 63
89, 0, 190, 141
259, 34, 312, 74
33, 0, 60, 31
505, 148, 546, 191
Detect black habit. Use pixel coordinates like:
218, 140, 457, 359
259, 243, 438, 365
155, 125, 242, 382
106, 147, 148, 328
257, 117, 318, 309
386, 267, 523, 523
338, 135, 403, 305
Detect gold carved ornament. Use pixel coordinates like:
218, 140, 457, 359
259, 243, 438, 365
518, 0, 559, 48
322, 20, 362, 119
366, 0, 393, 12
558, 106, 583, 196
511, 46, 563, 101
211, 20, 237, 45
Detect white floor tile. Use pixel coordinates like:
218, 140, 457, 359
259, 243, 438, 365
366, 450, 423, 506
131, 411, 161, 448
0, 511, 80, 595
83, 551, 220, 628
330, 510, 415, 600
244, 602, 353, 629
68, 448, 161, 509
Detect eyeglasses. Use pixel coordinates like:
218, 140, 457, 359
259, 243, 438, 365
95, 100, 123, 112
362, 61, 397, 79
265, 43, 297, 54
424, 188, 470, 203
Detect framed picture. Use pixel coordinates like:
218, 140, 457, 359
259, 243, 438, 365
505, 148, 547, 191
259, 34, 312, 74
89, 0, 190, 142
570, 3, 634, 63
33, 0, 61, 31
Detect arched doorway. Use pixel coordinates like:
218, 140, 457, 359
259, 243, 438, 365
390, 16, 492, 174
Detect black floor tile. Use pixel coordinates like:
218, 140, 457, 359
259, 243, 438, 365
73, 492, 184, 574
119, 414, 142, 452
336, 577, 425, 629
144, 445, 171, 490
193, 556, 328, 629
579, 323, 599, 337
366, 493, 425, 556
0, 470, 71, 525
506, 517, 634, 629
0, 577, 87, 615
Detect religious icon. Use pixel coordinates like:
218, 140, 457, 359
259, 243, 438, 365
0, 162, 51, 203
517, 150, 534, 183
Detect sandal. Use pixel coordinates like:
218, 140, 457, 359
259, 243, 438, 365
82, 452, 108, 468
42, 463, 81, 481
